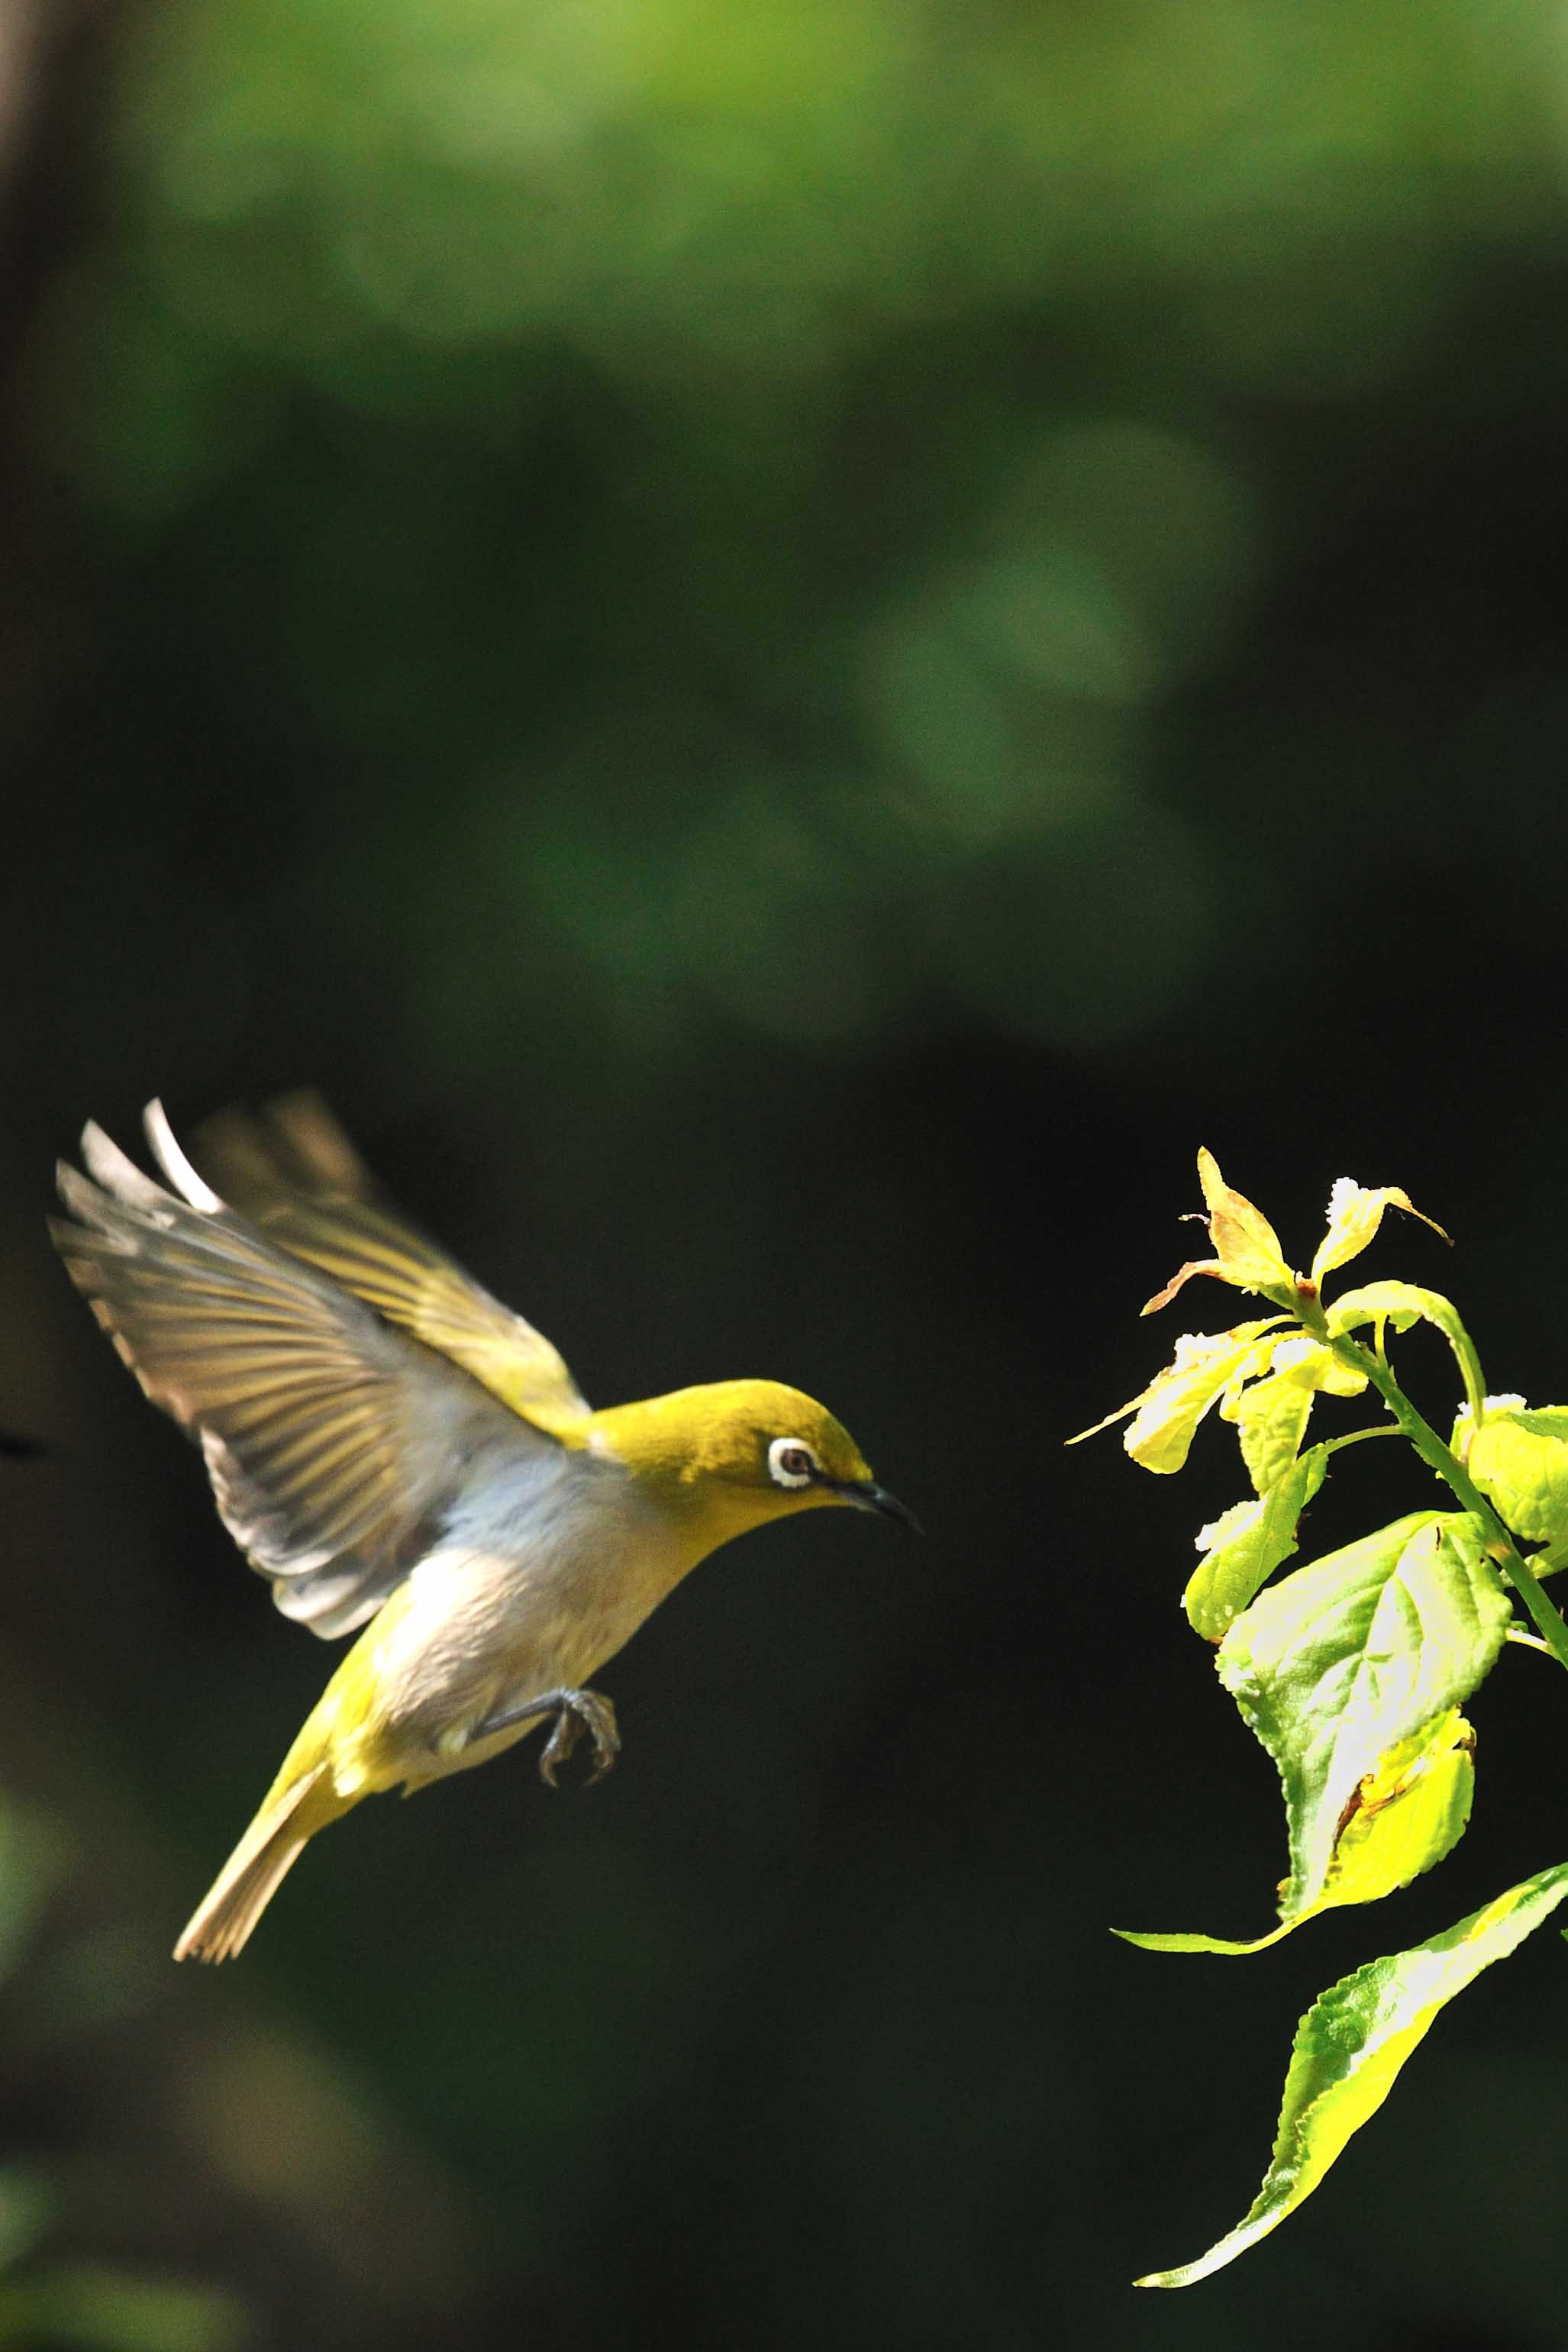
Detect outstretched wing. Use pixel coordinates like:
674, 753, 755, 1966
50, 1106, 546, 1639
189, 1092, 590, 1438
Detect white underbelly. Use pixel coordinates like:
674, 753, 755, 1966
364, 1522, 690, 1783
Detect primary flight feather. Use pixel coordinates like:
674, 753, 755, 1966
50, 1096, 915, 1961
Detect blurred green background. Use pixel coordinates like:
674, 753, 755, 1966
5, 0, 1568, 2344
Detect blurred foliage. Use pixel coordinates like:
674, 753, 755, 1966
0, 1794, 243, 2351
0, 1662, 475, 2349
15, 0, 1568, 1105
8, 0, 1568, 2345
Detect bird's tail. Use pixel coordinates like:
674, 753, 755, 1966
174, 1765, 334, 1963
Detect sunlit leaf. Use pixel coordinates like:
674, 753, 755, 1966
1115, 1705, 1474, 1952
1183, 1446, 1328, 1640
1197, 1150, 1292, 1287
1141, 1150, 1293, 1315
1114, 1917, 1295, 1956
1066, 1321, 1283, 1473
1224, 1372, 1313, 1495
1217, 1512, 1508, 1919
1327, 1281, 1483, 1420
1136, 1860, 1568, 2286
1310, 1179, 1448, 1284
1137, 1257, 1223, 1315
1210, 1337, 1363, 1496
1455, 1402, 1568, 1549
1267, 1334, 1368, 1399
1318, 1706, 1474, 1908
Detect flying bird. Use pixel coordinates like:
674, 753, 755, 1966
50, 1095, 916, 1961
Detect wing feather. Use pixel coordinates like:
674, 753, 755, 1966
191, 1093, 590, 1437
51, 1111, 544, 1638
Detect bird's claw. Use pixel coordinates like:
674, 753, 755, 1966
538, 1689, 619, 1789
471, 1683, 621, 1783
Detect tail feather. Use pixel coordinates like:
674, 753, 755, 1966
174, 1767, 330, 1963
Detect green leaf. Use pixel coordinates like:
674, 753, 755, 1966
1195, 1150, 1292, 1291
1068, 1321, 1284, 1475
1315, 1705, 1474, 1908
1141, 1152, 1295, 1315
1309, 1179, 1448, 1285
1327, 1280, 1484, 1422
1136, 1859, 1568, 2286
1217, 1512, 1508, 1919
1221, 1340, 1364, 1495
1228, 1374, 1315, 1495
1327, 1279, 1464, 1343
1114, 1705, 1475, 1954
1456, 1403, 1568, 1549
1115, 1918, 1295, 1956
1183, 1446, 1328, 1640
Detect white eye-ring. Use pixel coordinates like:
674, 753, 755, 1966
769, 1437, 820, 1489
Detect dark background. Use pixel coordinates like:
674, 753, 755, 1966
4, 2, 1568, 2346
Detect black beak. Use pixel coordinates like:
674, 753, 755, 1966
839, 1479, 923, 1534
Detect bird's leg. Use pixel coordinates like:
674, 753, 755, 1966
535, 1690, 619, 1787
471, 1686, 621, 1787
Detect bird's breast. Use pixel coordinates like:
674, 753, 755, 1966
356, 1453, 698, 1773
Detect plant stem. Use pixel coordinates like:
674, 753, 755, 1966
1330, 1334, 1568, 1677
1446, 1318, 1489, 1431
1505, 1628, 1556, 1657
1318, 1426, 1399, 1457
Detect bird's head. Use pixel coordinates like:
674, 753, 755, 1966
588, 1379, 919, 1547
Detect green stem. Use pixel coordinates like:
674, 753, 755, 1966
1318, 1425, 1399, 1457
1447, 1319, 1489, 1431
1329, 1334, 1568, 1677
1505, 1627, 1556, 1657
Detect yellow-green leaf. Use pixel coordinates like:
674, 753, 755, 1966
1141, 1151, 1293, 1315
1268, 1334, 1368, 1399
1198, 1150, 1292, 1290
1217, 1512, 1508, 1920
1067, 1322, 1284, 1475
1310, 1179, 1449, 1286
1136, 1860, 1568, 2287
1219, 1338, 1366, 1495
1225, 1373, 1315, 1495
1317, 1706, 1474, 1908
1114, 1705, 1473, 1954
1456, 1402, 1568, 1549
1184, 1447, 1328, 1640
1327, 1280, 1484, 1424
1114, 1918, 1296, 1956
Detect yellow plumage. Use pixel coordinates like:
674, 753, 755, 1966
50, 1097, 915, 1962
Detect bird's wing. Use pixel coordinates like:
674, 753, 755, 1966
50, 1106, 548, 1640
189, 1091, 591, 1438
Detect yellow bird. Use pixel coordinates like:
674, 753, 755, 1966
50, 1095, 917, 1963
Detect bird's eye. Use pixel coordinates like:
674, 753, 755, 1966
768, 1437, 819, 1489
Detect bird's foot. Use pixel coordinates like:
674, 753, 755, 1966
473, 1685, 620, 1787
537, 1689, 620, 1787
